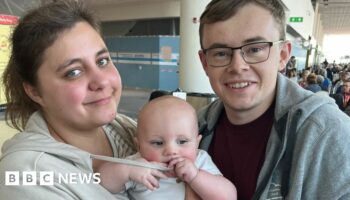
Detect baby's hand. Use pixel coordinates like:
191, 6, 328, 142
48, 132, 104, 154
129, 158, 167, 190
168, 156, 198, 184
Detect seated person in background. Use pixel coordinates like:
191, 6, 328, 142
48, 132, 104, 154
98, 96, 237, 200
304, 73, 322, 93
318, 68, 332, 93
332, 71, 350, 95
286, 68, 298, 83
298, 69, 310, 88
315, 75, 330, 96
331, 78, 350, 115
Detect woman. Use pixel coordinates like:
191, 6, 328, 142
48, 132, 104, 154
304, 73, 322, 93
0, 0, 138, 199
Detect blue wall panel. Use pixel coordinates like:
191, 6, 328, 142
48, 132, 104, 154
105, 36, 179, 90
116, 64, 159, 89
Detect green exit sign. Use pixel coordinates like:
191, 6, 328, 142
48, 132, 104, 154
289, 17, 303, 22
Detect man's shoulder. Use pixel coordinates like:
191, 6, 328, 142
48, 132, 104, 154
300, 100, 350, 134
197, 99, 222, 119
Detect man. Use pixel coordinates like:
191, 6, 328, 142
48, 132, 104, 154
332, 71, 350, 95
197, 0, 350, 199
331, 78, 350, 113
286, 55, 297, 74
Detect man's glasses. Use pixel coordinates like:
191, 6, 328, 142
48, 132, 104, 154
202, 40, 285, 67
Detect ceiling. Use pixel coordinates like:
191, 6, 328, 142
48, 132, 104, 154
314, 0, 350, 34
0, 0, 349, 35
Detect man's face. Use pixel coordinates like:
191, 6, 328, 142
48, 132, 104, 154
343, 82, 350, 94
199, 3, 290, 124
341, 73, 350, 81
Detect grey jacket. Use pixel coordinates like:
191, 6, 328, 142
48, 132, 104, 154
0, 111, 137, 200
198, 73, 350, 199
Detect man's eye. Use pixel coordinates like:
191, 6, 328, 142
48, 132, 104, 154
65, 69, 82, 78
98, 57, 110, 67
247, 47, 263, 53
244, 44, 268, 54
212, 50, 231, 58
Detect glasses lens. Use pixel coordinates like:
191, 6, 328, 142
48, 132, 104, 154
206, 48, 232, 67
241, 42, 270, 64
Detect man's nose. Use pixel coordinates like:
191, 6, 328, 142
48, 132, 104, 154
226, 50, 250, 73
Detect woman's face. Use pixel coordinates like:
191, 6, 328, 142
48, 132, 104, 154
26, 22, 122, 130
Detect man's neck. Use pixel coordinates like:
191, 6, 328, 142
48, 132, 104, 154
224, 100, 275, 125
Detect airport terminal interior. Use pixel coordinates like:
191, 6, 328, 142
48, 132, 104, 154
1, 1, 350, 199
0, 0, 350, 147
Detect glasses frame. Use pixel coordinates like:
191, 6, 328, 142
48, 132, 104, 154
202, 40, 285, 67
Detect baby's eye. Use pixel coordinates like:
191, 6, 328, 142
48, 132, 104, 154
177, 139, 188, 145
65, 69, 82, 78
150, 141, 163, 146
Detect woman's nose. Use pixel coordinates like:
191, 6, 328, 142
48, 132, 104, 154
88, 68, 108, 91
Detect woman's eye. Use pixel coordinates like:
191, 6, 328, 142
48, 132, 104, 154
98, 57, 110, 67
65, 69, 82, 78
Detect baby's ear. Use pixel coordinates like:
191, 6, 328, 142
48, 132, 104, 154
196, 134, 202, 144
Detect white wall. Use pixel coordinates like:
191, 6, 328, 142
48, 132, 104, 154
94, 0, 315, 41
93, 0, 180, 21
282, 0, 315, 40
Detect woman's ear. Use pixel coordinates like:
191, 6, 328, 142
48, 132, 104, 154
23, 82, 44, 106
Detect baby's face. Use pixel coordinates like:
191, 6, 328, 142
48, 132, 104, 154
137, 118, 200, 164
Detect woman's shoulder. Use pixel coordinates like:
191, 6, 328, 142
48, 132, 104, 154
0, 150, 44, 172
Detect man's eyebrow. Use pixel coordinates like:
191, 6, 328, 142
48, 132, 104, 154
204, 37, 268, 49
242, 37, 267, 44
205, 43, 229, 49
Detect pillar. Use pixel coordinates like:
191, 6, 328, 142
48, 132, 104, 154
179, 0, 213, 93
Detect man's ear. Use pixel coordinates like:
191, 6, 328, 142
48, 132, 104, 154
198, 50, 209, 76
279, 41, 292, 71
23, 82, 44, 106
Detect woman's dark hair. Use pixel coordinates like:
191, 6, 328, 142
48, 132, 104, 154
2, 0, 100, 130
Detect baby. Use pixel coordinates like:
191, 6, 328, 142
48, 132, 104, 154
98, 96, 237, 199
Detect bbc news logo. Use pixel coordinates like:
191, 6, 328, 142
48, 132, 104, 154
5, 171, 101, 185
